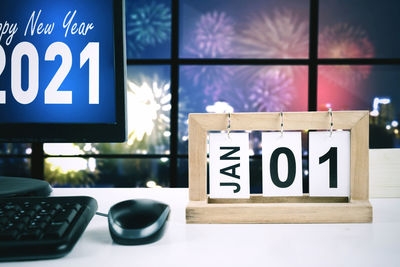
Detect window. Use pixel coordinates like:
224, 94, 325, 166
1, 0, 400, 187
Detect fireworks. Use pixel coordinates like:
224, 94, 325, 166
126, 76, 171, 148
215, 68, 294, 113
235, 9, 308, 80
248, 70, 294, 112
319, 23, 374, 59
184, 11, 235, 58
236, 9, 309, 59
319, 23, 374, 88
182, 11, 236, 99
126, 1, 171, 57
126, 39, 145, 59
181, 65, 234, 99
217, 86, 254, 112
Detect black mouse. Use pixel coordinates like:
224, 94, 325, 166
108, 199, 170, 245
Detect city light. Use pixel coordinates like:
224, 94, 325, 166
146, 180, 162, 188
146, 181, 157, 188
370, 97, 391, 117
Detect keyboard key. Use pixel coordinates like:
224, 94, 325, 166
44, 222, 70, 239
33, 204, 42, 211
53, 204, 63, 211
35, 215, 51, 224
54, 209, 77, 223
6, 222, 15, 229
4, 203, 15, 210
5, 210, 16, 217
28, 221, 40, 229
20, 216, 30, 224
25, 209, 36, 217
66, 203, 82, 211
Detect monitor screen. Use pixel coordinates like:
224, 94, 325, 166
0, 0, 126, 142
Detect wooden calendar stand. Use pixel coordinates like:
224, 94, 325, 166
186, 111, 372, 223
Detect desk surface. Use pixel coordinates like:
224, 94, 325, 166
2, 188, 400, 267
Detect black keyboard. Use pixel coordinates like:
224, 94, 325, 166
0, 196, 97, 261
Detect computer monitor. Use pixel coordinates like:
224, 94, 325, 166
0, 0, 126, 143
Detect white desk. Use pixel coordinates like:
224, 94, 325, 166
2, 188, 400, 267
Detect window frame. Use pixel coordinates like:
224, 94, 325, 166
3, 0, 400, 187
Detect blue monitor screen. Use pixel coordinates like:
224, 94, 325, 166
0, 0, 116, 124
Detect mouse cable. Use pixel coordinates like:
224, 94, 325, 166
96, 212, 108, 217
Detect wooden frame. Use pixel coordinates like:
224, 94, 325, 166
186, 111, 372, 223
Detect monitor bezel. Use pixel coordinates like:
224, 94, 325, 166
0, 0, 127, 143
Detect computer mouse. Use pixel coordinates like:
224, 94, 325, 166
108, 199, 170, 245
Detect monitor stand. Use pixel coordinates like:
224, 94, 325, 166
0, 176, 52, 197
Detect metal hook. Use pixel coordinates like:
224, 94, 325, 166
329, 108, 333, 137
227, 112, 231, 139
280, 112, 284, 136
